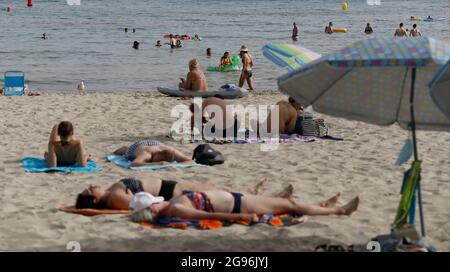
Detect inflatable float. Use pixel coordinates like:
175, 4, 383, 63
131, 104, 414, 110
423, 17, 446, 22
157, 85, 248, 99
332, 28, 348, 33
207, 55, 241, 72
164, 34, 191, 40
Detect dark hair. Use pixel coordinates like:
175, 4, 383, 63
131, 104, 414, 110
58, 121, 74, 139
159, 150, 175, 162
413, 24, 417, 28
76, 194, 104, 209
400, 23, 404, 27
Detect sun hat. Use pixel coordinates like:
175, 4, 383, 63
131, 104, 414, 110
239, 45, 249, 52
129, 192, 164, 212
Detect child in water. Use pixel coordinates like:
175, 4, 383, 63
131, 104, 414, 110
220, 52, 232, 67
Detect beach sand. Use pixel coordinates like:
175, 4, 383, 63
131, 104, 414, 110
0, 91, 449, 251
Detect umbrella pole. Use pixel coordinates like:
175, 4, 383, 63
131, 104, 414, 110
410, 67, 426, 237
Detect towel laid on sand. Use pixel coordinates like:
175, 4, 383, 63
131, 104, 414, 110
142, 214, 307, 229
168, 133, 342, 144
58, 206, 305, 229
22, 157, 103, 173
59, 205, 129, 216
106, 155, 206, 170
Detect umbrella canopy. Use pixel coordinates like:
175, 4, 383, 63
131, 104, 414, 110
278, 37, 450, 131
429, 59, 450, 120
277, 37, 450, 239
262, 43, 321, 72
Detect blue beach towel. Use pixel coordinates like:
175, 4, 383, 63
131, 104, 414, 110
106, 155, 205, 170
22, 157, 103, 173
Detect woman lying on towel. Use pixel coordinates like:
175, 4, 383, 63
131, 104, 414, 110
113, 140, 195, 166
134, 190, 359, 222
75, 177, 292, 210
44, 121, 89, 167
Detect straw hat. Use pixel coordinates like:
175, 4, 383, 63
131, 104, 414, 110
239, 45, 249, 52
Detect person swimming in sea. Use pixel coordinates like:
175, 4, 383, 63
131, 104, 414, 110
155, 40, 162, 47
364, 23, 373, 34
41, 33, 48, 39
220, 52, 232, 67
175, 39, 182, 48
325, 22, 333, 34
206, 48, 212, 57
132, 41, 140, 49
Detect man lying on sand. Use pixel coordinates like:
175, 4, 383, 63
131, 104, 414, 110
44, 121, 89, 167
133, 189, 359, 222
190, 97, 240, 139
254, 97, 303, 136
113, 140, 195, 166
75, 177, 292, 210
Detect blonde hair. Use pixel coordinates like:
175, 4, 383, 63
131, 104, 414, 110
131, 207, 153, 223
189, 58, 199, 69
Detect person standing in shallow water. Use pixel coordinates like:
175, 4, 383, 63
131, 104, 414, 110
206, 48, 212, 58
364, 23, 373, 34
132, 41, 139, 49
238, 45, 254, 91
394, 23, 408, 37
292, 22, 299, 40
409, 24, 422, 37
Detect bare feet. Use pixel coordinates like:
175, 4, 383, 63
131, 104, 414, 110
247, 179, 267, 195
339, 196, 359, 216
276, 184, 294, 199
319, 192, 341, 207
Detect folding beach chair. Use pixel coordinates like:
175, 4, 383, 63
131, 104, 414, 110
393, 160, 421, 227
2, 70, 26, 96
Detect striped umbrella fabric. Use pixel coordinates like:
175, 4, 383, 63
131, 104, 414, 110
262, 43, 321, 72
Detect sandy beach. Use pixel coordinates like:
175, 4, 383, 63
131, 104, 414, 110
0, 91, 449, 251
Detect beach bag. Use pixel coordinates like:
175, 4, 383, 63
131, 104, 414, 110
301, 119, 329, 137
192, 144, 225, 166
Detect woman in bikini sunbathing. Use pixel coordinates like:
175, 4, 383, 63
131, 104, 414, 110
134, 190, 358, 222
44, 121, 89, 167
75, 177, 292, 210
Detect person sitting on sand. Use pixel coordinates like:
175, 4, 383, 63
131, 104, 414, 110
75, 177, 294, 210
394, 23, 408, 37
44, 121, 89, 167
364, 23, 373, 34
190, 97, 240, 139
132, 189, 359, 223
325, 22, 333, 34
220, 52, 232, 67
179, 58, 208, 91
255, 97, 303, 136
155, 40, 162, 47
409, 24, 422, 37
113, 140, 194, 166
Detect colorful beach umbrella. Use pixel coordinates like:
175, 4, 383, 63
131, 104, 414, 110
428, 59, 450, 120
262, 43, 321, 72
278, 36, 450, 239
